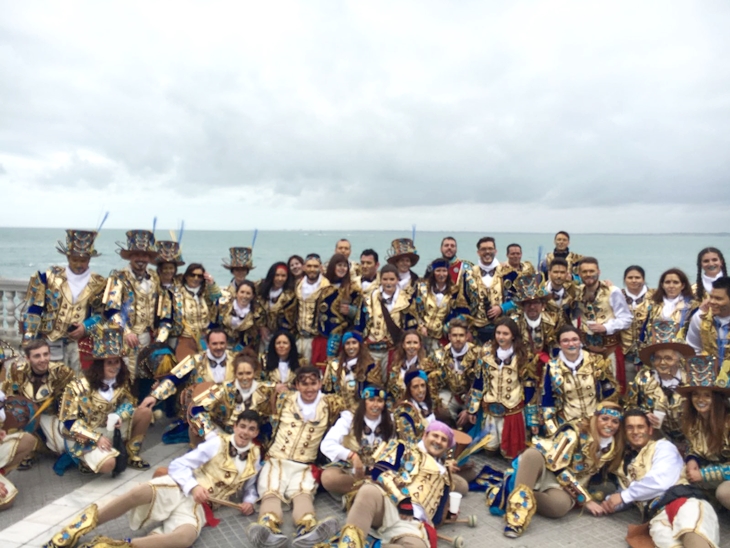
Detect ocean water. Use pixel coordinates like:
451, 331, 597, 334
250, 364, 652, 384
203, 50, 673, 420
0, 228, 728, 289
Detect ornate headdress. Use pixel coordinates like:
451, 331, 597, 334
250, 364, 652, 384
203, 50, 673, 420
91, 325, 125, 359
154, 240, 185, 266
116, 230, 158, 261
513, 274, 549, 303
677, 355, 730, 396
56, 229, 100, 258
222, 247, 255, 270
385, 238, 419, 267
638, 321, 695, 366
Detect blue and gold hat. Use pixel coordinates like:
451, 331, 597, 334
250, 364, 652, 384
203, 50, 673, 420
638, 320, 694, 366
155, 240, 185, 266
222, 247, 255, 270
677, 355, 730, 396
386, 238, 419, 267
116, 230, 158, 261
513, 274, 549, 303
91, 325, 125, 359
56, 229, 100, 258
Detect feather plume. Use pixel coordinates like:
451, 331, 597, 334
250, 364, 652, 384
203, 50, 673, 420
97, 211, 110, 232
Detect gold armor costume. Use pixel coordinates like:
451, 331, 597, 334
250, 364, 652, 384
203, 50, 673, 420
626, 369, 687, 442
151, 349, 238, 402
323, 357, 381, 411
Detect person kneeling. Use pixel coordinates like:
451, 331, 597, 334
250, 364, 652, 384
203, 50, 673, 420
43, 410, 262, 548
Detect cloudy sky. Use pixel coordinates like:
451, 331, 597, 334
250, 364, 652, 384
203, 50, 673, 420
1, 1, 729, 233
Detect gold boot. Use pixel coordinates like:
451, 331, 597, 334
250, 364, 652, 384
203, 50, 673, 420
503, 484, 536, 538
331, 524, 365, 548
126, 435, 150, 470
43, 504, 99, 548
78, 536, 131, 548
292, 513, 340, 548
246, 512, 288, 548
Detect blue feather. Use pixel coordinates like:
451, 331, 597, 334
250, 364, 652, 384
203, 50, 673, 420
97, 211, 109, 232
178, 221, 185, 244
251, 228, 258, 249
119, 300, 132, 330
411, 224, 416, 242
537, 245, 544, 270
152, 217, 157, 235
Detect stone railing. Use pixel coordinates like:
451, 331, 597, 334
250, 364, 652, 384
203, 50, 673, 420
0, 277, 27, 350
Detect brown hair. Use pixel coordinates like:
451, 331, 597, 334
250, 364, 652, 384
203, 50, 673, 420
494, 317, 528, 365
581, 402, 626, 475
336, 333, 375, 383
352, 386, 394, 442
325, 253, 351, 292
681, 390, 729, 456
393, 330, 427, 365
85, 358, 130, 391
23, 339, 50, 357
652, 268, 694, 304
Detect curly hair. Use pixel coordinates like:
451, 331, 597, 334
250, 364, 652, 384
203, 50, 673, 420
652, 268, 693, 304
85, 358, 130, 391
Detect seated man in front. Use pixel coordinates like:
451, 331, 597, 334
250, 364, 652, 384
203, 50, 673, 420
602, 408, 719, 548
43, 410, 262, 548
247, 366, 343, 548
327, 421, 468, 548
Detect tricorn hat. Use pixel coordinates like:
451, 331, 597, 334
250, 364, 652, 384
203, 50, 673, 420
154, 240, 185, 266
116, 230, 159, 261
676, 355, 730, 396
638, 321, 695, 366
56, 229, 100, 258
91, 325, 125, 359
222, 247, 255, 270
513, 274, 550, 303
386, 238, 419, 267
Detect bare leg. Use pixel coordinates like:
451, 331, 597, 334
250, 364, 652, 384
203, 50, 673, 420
715, 480, 730, 510
291, 493, 315, 522
98, 483, 154, 524
259, 494, 283, 519
321, 467, 355, 497
346, 483, 385, 533
132, 525, 198, 548
534, 488, 573, 518
680, 532, 712, 548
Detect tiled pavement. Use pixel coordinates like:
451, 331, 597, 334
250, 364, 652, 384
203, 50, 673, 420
2, 420, 729, 548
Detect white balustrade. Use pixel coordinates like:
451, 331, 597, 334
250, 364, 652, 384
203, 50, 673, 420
0, 277, 28, 349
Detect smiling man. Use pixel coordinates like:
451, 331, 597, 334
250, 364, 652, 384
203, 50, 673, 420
45, 410, 263, 548
602, 408, 718, 548
23, 229, 107, 372
329, 421, 468, 548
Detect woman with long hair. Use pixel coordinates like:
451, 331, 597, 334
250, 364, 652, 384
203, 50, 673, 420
216, 280, 267, 352
680, 356, 730, 510
287, 254, 305, 283
642, 268, 697, 347
322, 331, 380, 411
263, 330, 301, 393
311, 253, 363, 369
416, 258, 469, 355
171, 262, 222, 362
58, 326, 152, 475
693, 247, 728, 305
494, 402, 626, 538
390, 368, 437, 446
620, 265, 654, 377
385, 330, 435, 405
320, 385, 395, 498
257, 262, 297, 348
478, 316, 536, 459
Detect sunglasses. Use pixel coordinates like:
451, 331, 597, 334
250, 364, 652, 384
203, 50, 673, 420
188, 273, 204, 279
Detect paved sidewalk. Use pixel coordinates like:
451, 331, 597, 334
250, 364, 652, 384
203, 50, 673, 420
2, 424, 728, 547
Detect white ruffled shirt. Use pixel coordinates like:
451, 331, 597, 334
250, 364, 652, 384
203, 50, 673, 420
478, 258, 500, 287
559, 350, 584, 375
65, 266, 91, 304
296, 391, 322, 422
301, 275, 323, 300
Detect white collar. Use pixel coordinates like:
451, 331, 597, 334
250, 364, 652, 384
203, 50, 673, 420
478, 258, 500, 272
496, 346, 513, 361
598, 436, 614, 450
235, 379, 258, 398
206, 349, 227, 365
233, 300, 251, 317
663, 295, 682, 306
625, 285, 648, 300
380, 285, 400, 303
269, 287, 284, 299
702, 271, 722, 292
65, 266, 92, 303
363, 415, 381, 431
559, 350, 584, 372
525, 315, 542, 329
231, 439, 252, 454
653, 371, 681, 389
715, 314, 730, 326
450, 345, 468, 358
296, 391, 322, 421
404, 355, 418, 368
345, 357, 358, 369
185, 284, 202, 295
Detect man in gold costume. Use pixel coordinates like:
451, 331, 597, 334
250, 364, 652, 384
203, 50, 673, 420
602, 409, 718, 548
247, 366, 342, 548
43, 410, 262, 548
539, 231, 583, 281
325, 421, 467, 548
23, 229, 107, 372
103, 230, 171, 386
1, 339, 74, 469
